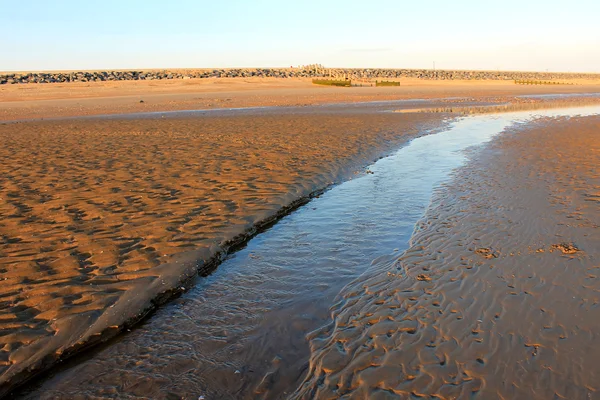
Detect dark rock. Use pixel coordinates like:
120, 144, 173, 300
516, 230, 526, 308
1, 68, 598, 85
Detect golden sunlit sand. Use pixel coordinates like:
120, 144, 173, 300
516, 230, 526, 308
2, 76, 600, 121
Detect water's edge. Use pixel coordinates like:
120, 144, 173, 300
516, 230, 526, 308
289, 107, 600, 400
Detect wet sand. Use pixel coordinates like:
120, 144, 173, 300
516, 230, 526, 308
2, 88, 600, 397
0, 105, 445, 395
293, 115, 600, 399
20, 105, 595, 400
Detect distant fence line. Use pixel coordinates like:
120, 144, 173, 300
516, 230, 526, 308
1, 68, 598, 85
312, 79, 352, 87
514, 80, 574, 86
375, 80, 401, 87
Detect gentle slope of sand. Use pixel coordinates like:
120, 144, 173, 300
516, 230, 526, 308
293, 114, 600, 399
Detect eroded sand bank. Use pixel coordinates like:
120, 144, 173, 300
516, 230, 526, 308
293, 115, 600, 399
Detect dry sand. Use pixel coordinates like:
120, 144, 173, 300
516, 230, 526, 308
293, 115, 600, 399
2, 77, 600, 121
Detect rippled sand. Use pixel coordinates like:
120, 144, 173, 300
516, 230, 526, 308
3, 97, 600, 397
293, 115, 600, 399
0, 108, 441, 394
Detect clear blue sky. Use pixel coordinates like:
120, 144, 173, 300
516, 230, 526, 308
1, 0, 599, 72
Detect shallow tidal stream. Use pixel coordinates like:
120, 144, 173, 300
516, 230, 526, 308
20, 104, 600, 399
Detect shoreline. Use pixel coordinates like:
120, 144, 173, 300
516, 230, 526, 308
3, 181, 336, 398
0, 103, 445, 396
15, 101, 600, 400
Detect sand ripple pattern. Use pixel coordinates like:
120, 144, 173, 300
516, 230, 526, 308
293, 115, 600, 399
0, 111, 436, 394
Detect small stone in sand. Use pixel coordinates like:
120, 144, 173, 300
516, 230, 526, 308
551, 242, 580, 254
475, 247, 499, 259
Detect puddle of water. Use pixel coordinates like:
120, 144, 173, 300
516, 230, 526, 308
394, 97, 600, 115
20, 104, 600, 399
519, 92, 600, 100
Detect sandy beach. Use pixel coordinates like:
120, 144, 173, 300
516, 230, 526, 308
4, 0, 600, 397
1, 77, 600, 397
2, 77, 600, 121
0, 98, 446, 395
293, 114, 600, 399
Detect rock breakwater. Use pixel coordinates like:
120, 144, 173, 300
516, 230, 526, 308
1, 67, 599, 85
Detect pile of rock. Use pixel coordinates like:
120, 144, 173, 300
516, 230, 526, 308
1, 67, 598, 85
